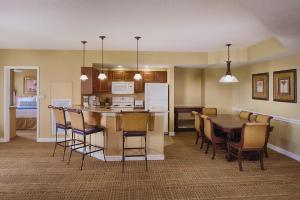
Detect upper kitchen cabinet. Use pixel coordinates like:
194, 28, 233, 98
81, 67, 99, 95
124, 71, 134, 81
98, 71, 111, 93
143, 71, 155, 82
143, 71, 167, 83
112, 71, 124, 81
154, 71, 167, 83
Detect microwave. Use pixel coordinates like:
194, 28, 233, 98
111, 82, 134, 94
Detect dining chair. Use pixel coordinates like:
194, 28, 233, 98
255, 114, 273, 158
227, 123, 268, 171
120, 111, 150, 172
48, 105, 81, 161
67, 109, 106, 170
201, 115, 226, 159
239, 111, 252, 121
192, 111, 203, 147
202, 108, 217, 115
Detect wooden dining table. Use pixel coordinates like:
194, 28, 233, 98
207, 114, 256, 161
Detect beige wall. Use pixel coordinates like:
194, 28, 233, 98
232, 53, 300, 155
174, 67, 202, 106
202, 68, 233, 114
0, 68, 3, 138
13, 69, 37, 97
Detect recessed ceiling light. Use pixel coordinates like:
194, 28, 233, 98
118, 65, 123, 68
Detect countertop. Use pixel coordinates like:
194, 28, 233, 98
71, 105, 168, 113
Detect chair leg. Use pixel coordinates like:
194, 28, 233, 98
259, 150, 265, 170
62, 129, 67, 161
227, 143, 231, 159
52, 126, 58, 157
237, 150, 243, 171
68, 129, 74, 165
205, 141, 209, 154
80, 135, 86, 170
122, 135, 125, 173
195, 132, 199, 144
200, 134, 205, 149
145, 135, 148, 172
89, 135, 92, 157
103, 131, 106, 162
264, 145, 269, 158
211, 143, 216, 160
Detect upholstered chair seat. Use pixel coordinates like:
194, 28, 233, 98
192, 111, 203, 146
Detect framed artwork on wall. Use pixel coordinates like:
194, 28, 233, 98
273, 69, 297, 103
24, 76, 37, 94
252, 73, 269, 100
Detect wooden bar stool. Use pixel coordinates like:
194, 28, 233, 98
48, 105, 83, 161
120, 111, 150, 172
67, 109, 106, 170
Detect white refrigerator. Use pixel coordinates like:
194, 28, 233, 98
145, 83, 169, 133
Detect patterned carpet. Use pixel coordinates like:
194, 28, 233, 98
0, 132, 300, 200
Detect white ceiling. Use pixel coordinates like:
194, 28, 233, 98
0, 0, 275, 51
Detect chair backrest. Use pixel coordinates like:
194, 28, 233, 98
241, 123, 268, 149
48, 105, 66, 126
67, 109, 85, 131
201, 115, 213, 141
192, 111, 201, 132
121, 111, 150, 132
255, 114, 272, 124
239, 111, 252, 120
202, 108, 217, 115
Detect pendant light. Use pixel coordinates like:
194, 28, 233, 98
219, 44, 239, 83
98, 36, 107, 80
134, 36, 142, 80
79, 41, 88, 81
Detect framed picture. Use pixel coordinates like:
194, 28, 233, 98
24, 76, 37, 94
273, 69, 297, 103
252, 73, 269, 100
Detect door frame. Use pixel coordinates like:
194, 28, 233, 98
3, 66, 40, 142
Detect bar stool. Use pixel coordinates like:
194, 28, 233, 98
48, 105, 81, 161
120, 111, 150, 172
67, 109, 105, 170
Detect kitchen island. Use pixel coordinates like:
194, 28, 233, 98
72, 106, 167, 161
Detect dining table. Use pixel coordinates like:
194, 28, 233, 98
207, 114, 258, 161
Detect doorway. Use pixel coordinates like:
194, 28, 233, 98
3, 66, 40, 142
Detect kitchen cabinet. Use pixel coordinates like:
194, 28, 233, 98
143, 71, 155, 82
112, 71, 124, 81
124, 71, 134, 81
155, 71, 167, 83
81, 67, 99, 95
134, 79, 144, 93
98, 71, 111, 93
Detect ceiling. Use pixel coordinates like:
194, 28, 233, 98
0, 0, 299, 53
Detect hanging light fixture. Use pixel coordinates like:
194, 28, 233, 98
219, 44, 239, 83
98, 36, 107, 80
79, 41, 88, 81
134, 36, 142, 80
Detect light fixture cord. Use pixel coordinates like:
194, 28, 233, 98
136, 38, 139, 73
227, 44, 230, 61
101, 38, 104, 72
83, 42, 85, 67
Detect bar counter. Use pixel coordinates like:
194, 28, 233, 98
71, 106, 167, 161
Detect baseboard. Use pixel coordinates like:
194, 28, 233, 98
169, 132, 175, 136
0, 138, 8, 143
268, 143, 300, 162
36, 138, 65, 142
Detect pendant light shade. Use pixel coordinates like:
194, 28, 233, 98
219, 44, 239, 83
80, 41, 88, 81
98, 36, 107, 80
134, 36, 142, 80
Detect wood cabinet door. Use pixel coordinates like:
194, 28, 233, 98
112, 71, 124, 81
98, 71, 111, 93
134, 79, 144, 93
143, 71, 154, 82
92, 68, 99, 93
81, 67, 93, 95
155, 71, 167, 83
124, 71, 134, 81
